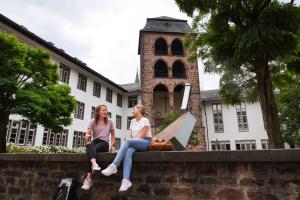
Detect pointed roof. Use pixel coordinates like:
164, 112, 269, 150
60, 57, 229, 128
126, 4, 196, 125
138, 16, 191, 54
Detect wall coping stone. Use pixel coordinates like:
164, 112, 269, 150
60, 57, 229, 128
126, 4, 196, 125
0, 149, 299, 162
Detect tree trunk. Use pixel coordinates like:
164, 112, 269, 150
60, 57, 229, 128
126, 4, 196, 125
255, 61, 284, 149
0, 109, 9, 153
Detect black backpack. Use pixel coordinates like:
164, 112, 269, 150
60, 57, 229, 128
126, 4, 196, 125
53, 178, 75, 200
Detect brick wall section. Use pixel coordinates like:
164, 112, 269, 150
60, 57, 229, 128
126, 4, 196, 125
1, 150, 300, 200
139, 32, 206, 150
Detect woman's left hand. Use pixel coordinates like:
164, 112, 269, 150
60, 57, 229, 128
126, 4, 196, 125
110, 146, 116, 153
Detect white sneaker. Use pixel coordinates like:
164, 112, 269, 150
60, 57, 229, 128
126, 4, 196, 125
101, 164, 117, 176
81, 177, 93, 190
119, 179, 132, 192
91, 163, 101, 172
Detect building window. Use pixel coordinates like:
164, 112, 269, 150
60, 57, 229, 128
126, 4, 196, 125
155, 38, 168, 55
59, 63, 70, 84
128, 96, 138, 108
154, 60, 168, 77
91, 106, 96, 119
74, 101, 85, 120
116, 115, 122, 129
127, 116, 134, 130
236, 102, 249, 132
115, 138, 121, 150
77, 73, 87, 92
171, 38, 184, 55
106, 88, 113, 103
93, 81, 101, 98
6, 120, 36, 146
211, 140, 230, 151
42, 128, 68, 146
235, 140, 256, 150
212, 103, 224, 133
73, 131, 86, 148
261, 139, 269, 149
117, 94, 123, 107
107, 112, 112, 119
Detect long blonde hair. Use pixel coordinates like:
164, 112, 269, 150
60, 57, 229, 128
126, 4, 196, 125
135, 104, 148, 117
94, 105, 108, 125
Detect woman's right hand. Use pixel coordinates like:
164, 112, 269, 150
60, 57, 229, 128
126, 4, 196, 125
85, 133, 92, 144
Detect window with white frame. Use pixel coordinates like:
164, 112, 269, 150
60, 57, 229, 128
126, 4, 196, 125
261, 139, 269, 149
107, 112, 112, 119
74, 101, 85, 120
106, 88, 113, 103
73, 131, 86, 148
117, 94, 123, 107
91, 106, 96, 119
236, 102, 249, 132
235, 140, 256, 150
212, 103, 224, 133
211, 140, 230, 151
77, 73, 87, 92
127, 116, 134, 130
115, 138, 121, 150
42, 128, 68, 146
6, 120, 36, 146
93, 81, 101, 98
116, 115, 122, 129
128, 96, 138, 108
59, 63, 70, 84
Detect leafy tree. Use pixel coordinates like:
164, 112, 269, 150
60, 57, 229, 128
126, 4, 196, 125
0, 32, 76, 153
277, 76, 300, 147
175, 0, 300, 148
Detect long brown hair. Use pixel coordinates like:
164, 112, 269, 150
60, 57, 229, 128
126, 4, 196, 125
94, 104, 108, 125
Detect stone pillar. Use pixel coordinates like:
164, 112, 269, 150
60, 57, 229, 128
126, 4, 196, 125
169, 92, 174, 113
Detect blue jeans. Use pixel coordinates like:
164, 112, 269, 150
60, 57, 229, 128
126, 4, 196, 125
112, 137, 151, 180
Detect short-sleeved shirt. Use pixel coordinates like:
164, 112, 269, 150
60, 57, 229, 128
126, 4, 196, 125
130, 117, 152, 138
87, 119, 114, 143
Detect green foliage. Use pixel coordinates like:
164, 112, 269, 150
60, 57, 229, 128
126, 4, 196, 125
175, 0, 300, 148
276, 76, 300, 146
158, 112, 182, 132
175, 0, 300, 104
158, 112, 200, 146
0, 32, 76, 152
6, 143, 85, 153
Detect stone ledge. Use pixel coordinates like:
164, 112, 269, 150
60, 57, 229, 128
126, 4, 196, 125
0, 149, 299, 162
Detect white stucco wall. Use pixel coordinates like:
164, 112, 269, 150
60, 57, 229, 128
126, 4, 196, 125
202, 101, 269, 150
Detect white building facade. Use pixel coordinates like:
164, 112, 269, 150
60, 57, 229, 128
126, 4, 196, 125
0, 14, 138, 149
201, 90, 270, 151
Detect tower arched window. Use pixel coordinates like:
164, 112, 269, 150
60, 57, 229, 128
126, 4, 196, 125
154, 60, 168, 78
171, 39, 184, 55
155, 38, 168, 55
172, 60, 186, 78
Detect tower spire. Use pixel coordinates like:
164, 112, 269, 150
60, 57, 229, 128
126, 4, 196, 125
135, 67, 140, 84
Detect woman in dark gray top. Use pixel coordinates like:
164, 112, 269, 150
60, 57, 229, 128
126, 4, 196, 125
81, 104, 115, 190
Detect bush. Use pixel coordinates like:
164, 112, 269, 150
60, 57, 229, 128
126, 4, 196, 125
158, 112, 200, 146
6, 143, 85, 153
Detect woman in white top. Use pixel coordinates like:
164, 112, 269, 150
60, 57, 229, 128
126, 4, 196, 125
101, 105, 152, 192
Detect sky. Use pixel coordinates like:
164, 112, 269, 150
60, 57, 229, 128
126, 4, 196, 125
0, 0, 298, 90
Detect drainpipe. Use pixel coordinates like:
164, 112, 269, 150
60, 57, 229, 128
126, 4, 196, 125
203, 100, 210, 151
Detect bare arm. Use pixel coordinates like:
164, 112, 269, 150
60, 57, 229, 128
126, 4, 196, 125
136, 126, 149, 139
111, 130, 116, 146
85, 128, 92, 144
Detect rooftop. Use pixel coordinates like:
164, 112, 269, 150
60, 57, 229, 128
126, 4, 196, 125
200, 89, 221, 101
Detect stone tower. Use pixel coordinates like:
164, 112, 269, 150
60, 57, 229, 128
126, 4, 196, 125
138, 16, 206, 150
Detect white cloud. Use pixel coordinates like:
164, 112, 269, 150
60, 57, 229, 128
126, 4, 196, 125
0, 0, 222, 90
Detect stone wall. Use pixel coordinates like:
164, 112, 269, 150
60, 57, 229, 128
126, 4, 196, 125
0, 150, 300, 200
